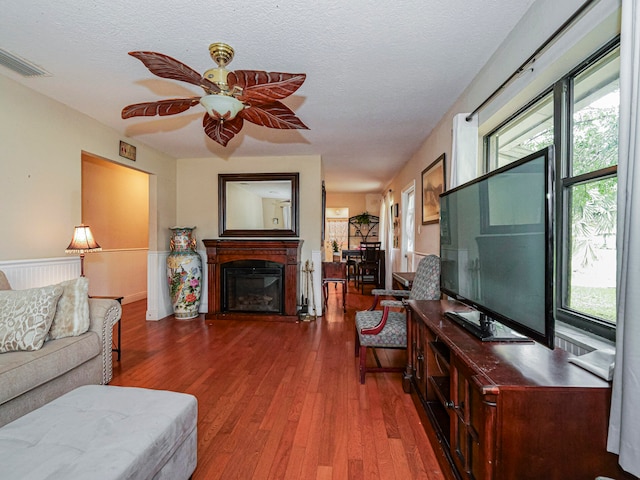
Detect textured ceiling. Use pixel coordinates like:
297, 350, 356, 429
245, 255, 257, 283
0, 0, 536, 192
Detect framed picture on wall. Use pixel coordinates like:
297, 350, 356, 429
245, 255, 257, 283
421, 153, 446, 225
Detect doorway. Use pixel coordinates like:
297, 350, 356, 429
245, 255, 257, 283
81, 153, 150, 302
324, 207, 349, 260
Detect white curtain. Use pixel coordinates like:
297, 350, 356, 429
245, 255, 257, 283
379, 194, 392, 289
607, 1, 640, 476
450, 113, 479, 188
378, 194, 387, 252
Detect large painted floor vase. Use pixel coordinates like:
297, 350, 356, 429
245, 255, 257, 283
167, 227, 202, 319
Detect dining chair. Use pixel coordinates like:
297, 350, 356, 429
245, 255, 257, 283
355, 241, 381, 293
344, 249, 360, 285
322, 261, 347, 312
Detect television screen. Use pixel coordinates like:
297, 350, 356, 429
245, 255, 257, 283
439, 147, 555, 348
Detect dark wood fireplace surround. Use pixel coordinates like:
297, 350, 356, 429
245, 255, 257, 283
203, 239, 302, 322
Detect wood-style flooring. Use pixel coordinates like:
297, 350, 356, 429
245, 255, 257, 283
110, 282, 444, 480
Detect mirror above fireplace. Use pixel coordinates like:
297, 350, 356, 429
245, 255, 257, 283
218, 172, 299, 237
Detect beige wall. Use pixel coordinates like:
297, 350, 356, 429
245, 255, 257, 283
226, 183, 263, 229
0, 74, 177, 258
176, 155, 323, 263
325, 192, 367, 219
0, 74, 177, 299
0, 72, 322, 310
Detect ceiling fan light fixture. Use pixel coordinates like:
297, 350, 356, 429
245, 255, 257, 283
203, 67, 231, 89
122, 42, 307, 146
199, 94, 244, 120
208, 42, 234, 68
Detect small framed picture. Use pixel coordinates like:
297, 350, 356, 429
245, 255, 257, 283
421, 153, 446, 225
119, 141, 136, 161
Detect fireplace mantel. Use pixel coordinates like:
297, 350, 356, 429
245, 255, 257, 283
203, 239, 302, 321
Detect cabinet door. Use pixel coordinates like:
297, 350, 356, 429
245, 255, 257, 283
414, 321, 429, 397
403, 310, 431, 400
450, 361, 493, 480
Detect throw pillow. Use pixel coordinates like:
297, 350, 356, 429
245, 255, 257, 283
0, 285, 63, 352
48, 277, 90, 340
0, 271, 10, 291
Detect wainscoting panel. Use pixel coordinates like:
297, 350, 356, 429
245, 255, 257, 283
312, 250, 322, 317
0, 257, 79, 290
146, 250, 172, 321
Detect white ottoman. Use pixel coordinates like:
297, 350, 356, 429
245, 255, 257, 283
0, 385, 197, 480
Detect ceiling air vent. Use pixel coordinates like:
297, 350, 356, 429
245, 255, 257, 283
0, 48, 51, 77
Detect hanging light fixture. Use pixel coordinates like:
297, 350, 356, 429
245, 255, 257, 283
199, 93, 245, 120
121, 42, 308, 146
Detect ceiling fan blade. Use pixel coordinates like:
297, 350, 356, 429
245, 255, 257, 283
121, 98, 201, 118
203, 114, 244, 146
240, 101, 308, 129
229, 71, 306, 105
129, 51, 220, 93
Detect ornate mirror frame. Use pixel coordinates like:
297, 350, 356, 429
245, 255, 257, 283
218, 172, 299, 237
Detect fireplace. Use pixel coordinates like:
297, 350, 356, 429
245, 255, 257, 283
203, 239, 302, 321
222, 260, 284, 314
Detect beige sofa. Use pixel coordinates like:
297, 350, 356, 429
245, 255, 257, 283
0, 271, 121, 427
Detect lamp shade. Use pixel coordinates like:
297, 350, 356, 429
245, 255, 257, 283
199, 94, 245, 120
65, 225, 102, 253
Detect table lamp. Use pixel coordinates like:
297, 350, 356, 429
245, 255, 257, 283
65, 225, 102, 277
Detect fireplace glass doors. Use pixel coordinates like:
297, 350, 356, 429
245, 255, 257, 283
222, 260, 284, 314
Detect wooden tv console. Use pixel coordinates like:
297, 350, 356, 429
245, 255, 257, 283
404, 299, 630, 480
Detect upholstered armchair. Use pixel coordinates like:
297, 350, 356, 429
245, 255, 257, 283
355, 254, 440, 383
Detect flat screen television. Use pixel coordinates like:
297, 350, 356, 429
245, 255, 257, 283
439, 146, 555, 349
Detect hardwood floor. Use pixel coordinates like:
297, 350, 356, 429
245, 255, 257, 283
110, 283, 445, 480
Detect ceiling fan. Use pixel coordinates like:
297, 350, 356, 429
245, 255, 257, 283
121, 42, 308, 146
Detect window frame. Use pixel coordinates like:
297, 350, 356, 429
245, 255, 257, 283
484, 37, 620, 341
484, 88, 555, 171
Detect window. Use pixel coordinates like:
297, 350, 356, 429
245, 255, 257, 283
563, 46, 619, 334
325, 217, 349, 257
485, 41, 619, 340
486, 92, 554, 170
